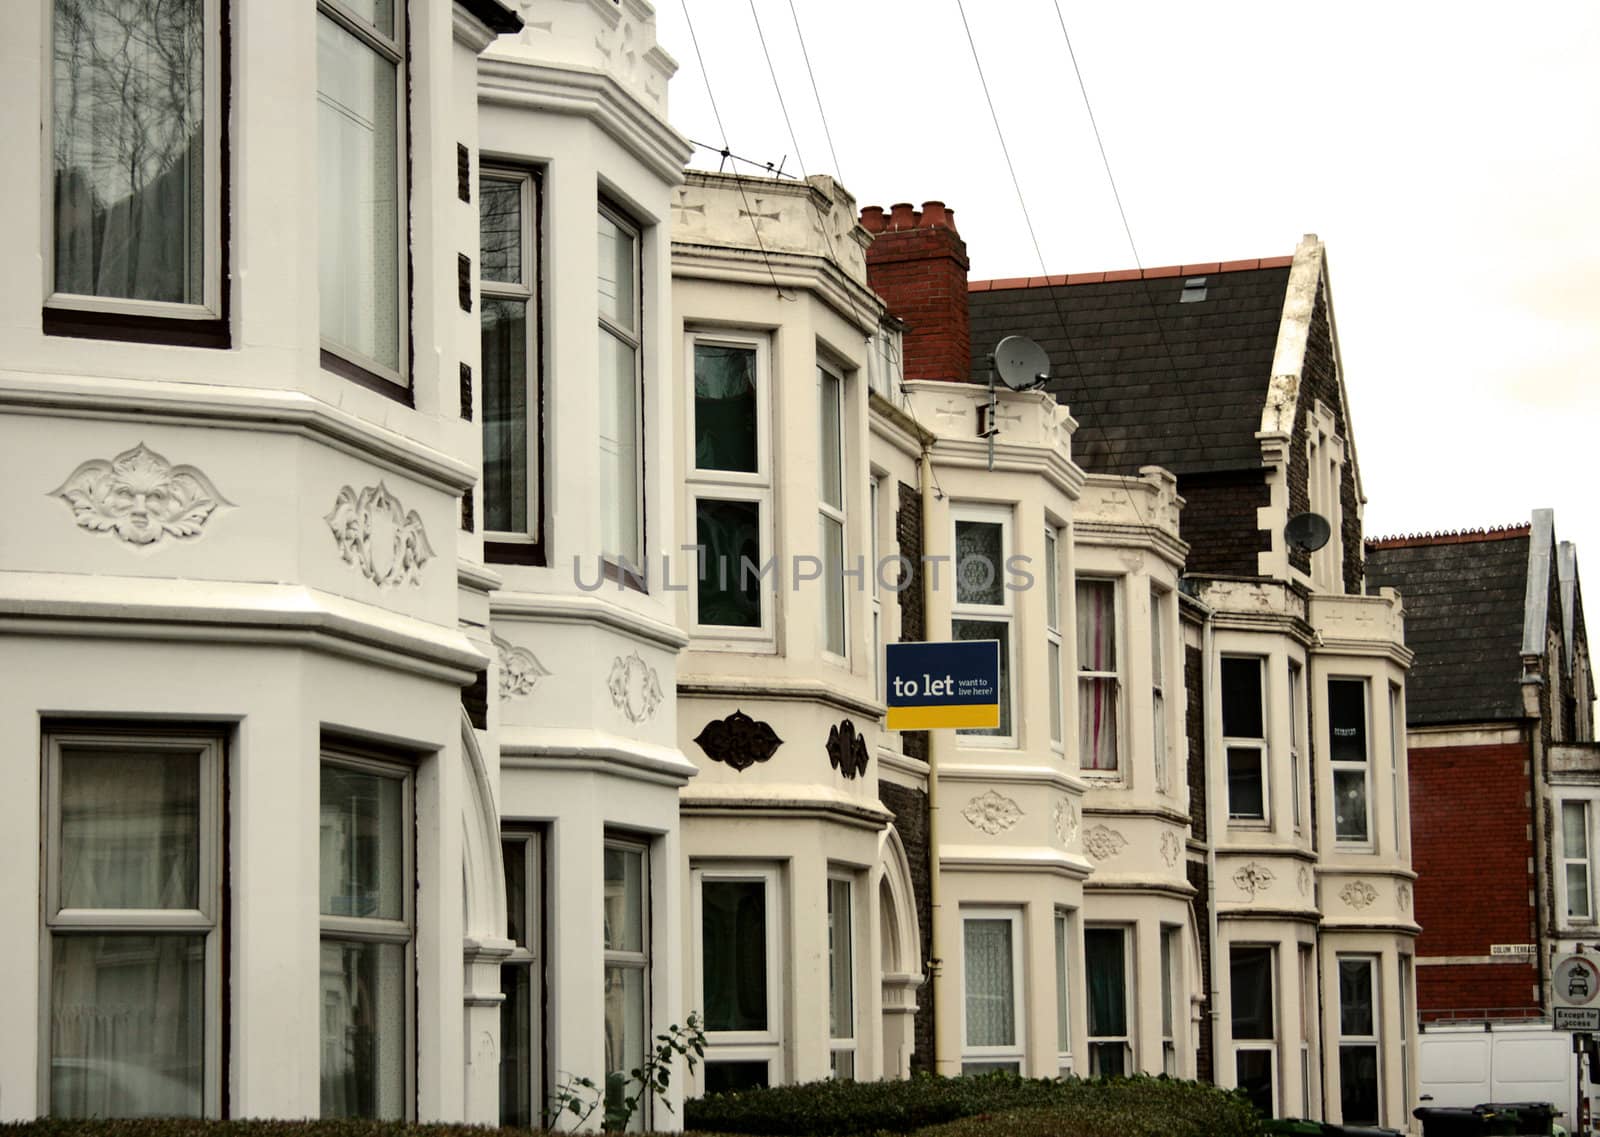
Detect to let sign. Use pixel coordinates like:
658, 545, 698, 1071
885, 640, 1001, 730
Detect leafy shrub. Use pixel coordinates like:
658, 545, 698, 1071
684, 1072, 1266, 1137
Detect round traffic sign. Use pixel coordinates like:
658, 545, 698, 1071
1554, 954, 1600, 1007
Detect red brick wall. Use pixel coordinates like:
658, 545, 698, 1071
1410, 739, 1540, 1017
861, 202, 972, 384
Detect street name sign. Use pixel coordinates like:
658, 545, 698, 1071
885, 640, 1001, 730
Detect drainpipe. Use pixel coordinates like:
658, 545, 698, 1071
1524, 667, 1552, 1010
921, 443, 944, 1066
1201, 601, 1225, 1082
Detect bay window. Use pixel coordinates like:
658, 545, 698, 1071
954, 509, 1014, 742
689, 333, 769, 636
480, 169, 542, 555
319, 754, 413, 1119
599, 205, 643, 572
819, 364, 848, 658
697, 865, 782, 1092
48, 0, 224, 340
961, 910, 1023, 1075
501, 833, 544, 1127
318, 0, 406, 384
1076, 578, 1120, 771
1299, 946, 1317, 1117
1231, 945, 1276, 1117
603, 838, 649, 1131
1161, 925, 1180, 1075
1085, 926, 1132, 1075
827, 876, 856, 1079
1054, 910, 1072, 1073
45, 727, 222, 1118
1337, 956, 1381, 1125
1329, 679, 1372, 845
1563, 800, 1593, 921
1222, 656, 1267, 822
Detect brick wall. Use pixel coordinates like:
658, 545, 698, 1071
1411, 739, 1540, 1016
861, 202, 972, 384
1177, 471, 1271, 578
879, 780, 935, 1072
1185, 644, 1207, 841
1187, 856, 1213, 1082
896, 479, 929, 763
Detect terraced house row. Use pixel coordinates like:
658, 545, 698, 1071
0, 0, 1419, 1131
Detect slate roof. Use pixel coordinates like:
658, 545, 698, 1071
1364, 530, 1532, 725
968, 262, 1292, 476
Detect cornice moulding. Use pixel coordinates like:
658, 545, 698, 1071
499, 728, 698, 785
477, 59, 691, 182
670, 248, 885, 335
676, 677, 880, 719
458, 560, 505, 595
0, 371, 476, 494
491, 590, 688, 650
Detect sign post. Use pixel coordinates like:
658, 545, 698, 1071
885, 641, 1002, 731
1554, 952, 1600, 1137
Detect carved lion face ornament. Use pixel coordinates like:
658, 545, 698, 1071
52, 443, 230, 546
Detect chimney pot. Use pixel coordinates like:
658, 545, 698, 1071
860, 205, 886, 234
921, 201, 951, 230
889, 202, 917, 230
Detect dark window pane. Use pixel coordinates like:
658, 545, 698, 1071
1088, 1041, 1126, 1076
53, 0, 205, 304
319, 940, 407, 1119
704, 1060, 767, 1094
1329, 680, 1368, 762
1334, 769, 1370, 842
960, 1060, 1020, 1076
1227, 748, 1265, 820
1339, 959, 1374, 1035
701, 881, 767, 1032
502, 841, 527, 948
319, 766, 404, 920
479, 177, 521, 283
956, 521, 1005, 605
499, 964, 532, 1127
1084, 928, 1127, 1038
1230, 947, 1274, 1039
955, 620, 1011, 737
1236, 1049, 1274, 1116
1339, 1044, 1379, 1125
694, 344, 758, 472
696, 499, 762, 627
482, 297, 529, 533
1221, 658, 1263, 739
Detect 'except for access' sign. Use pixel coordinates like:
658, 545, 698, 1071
1553, 953, 1600, 1011
885, 640, 1001, 731
1555, 1006, 1600, 1031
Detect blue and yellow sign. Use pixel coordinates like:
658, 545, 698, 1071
885, 640, 1001, 730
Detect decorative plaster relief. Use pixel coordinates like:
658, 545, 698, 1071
1053, 798, 1078, 848
494, 635, 550, 700
1398, 882, 1413, 912
1340, 880, 1379, 910
1083, 825, 1127, 861
962, 791, 1022, 836
325, 482, 434, 588
51, 442, 231, 546
607, 651, 662, 724
1298, 865, 1314, 897
694, 710, 782, 772
1160, 829, 1182, 868
1233, 862, 1276, 898
826, 719, 870, 780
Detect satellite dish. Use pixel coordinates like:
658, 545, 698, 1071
1285, 512, 1333, 553
992, 335, 1051, 391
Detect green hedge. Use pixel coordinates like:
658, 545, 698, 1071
683, 1072, 1267, 1137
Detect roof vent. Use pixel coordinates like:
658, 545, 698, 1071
1180, 276, 1208, 303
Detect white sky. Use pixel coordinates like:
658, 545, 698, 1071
653, 0, 1600, 650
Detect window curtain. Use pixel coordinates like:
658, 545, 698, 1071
61, 752, 199, 910
963, 919, 1014, 1047
52, 0, 204, 304
1077, 582, 1118, 769
1084, 929, 1127, 1039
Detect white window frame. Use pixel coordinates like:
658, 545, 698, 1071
1562, 799, 1594, 922
1337, 954, 1382, 1126
43, 0, 225, 321
827, 873, 856, 1079
691, 863, 784, 1092
1151, 585, 1171, 791
1054, 908, 1073, 1075
1289, 661, 1305, 832
500, 830, 543, 1127
603, 835, 650, 1131
1306, 400, 1345, 591
598, 200, 644, 574
1389, 682, 1406, 856
1222, 655, 1269, 826
1076, 575, 1124, 774
960, 907, 1025, 1075
1299, 944, 1318, 1118
686, 330, 774, 646
1399, 956, 1412, 1122
1230, 943, 1278, 1118
1329, 677, 1374, 850
870, 474, 885, 701
319, 748, 416, 1120
1046, 527, 1064, 752
818, 361, 849, 662
1085, 924, 1135, 1076
41, 727, 225, 1118
317, 0, 408, 386
953, 504, 1017, 747
479, 167, 541, 546
1161, 924, 1180, 1076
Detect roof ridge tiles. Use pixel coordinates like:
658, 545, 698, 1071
969, 255, 1293, 292
1365, 524, 1532, 550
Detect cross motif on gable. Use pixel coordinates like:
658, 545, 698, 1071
934, 400, 968, 428
672, 199, 705, 226
739, 199, 782, 230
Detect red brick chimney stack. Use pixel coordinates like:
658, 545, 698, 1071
860, 200, 972, 384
